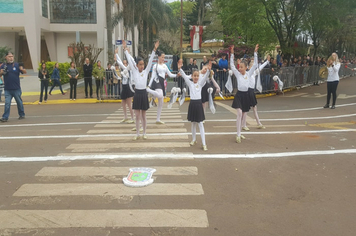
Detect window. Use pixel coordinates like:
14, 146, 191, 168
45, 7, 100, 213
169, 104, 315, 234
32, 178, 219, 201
42, 0, 48, 18
49, 0, 96, 24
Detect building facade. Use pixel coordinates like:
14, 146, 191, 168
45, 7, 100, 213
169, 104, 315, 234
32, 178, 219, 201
0, 0, 138, 71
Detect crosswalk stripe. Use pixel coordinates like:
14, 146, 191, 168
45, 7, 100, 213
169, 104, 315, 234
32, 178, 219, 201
87, 128, 187, 134
77, 135, 189, 141
94, 123, 185, 128
13, 183, 204, 196
56, 152, 194, 158
35, 166, 198, 176
70, 148, 109, 152
106, 115, 182, 119
109, 112, 182, 116
0, 210, 209, 228
101, 119, 185, 123
67, 142, 190, 149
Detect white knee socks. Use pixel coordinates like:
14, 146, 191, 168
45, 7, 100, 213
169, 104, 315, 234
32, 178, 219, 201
236, 109, 242, 137
191, 122, 197, 141
157, 97, 163, 121
198, 122, 206, 146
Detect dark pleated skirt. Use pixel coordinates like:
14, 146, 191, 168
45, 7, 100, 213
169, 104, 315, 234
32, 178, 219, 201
201, 81, 216, 103
132, 89, 149, 110
150, 76, 166, 96
232, 91, 250, 112
248, 88, 258, 107
121, 84, 134, 100
187, 99, 205, 122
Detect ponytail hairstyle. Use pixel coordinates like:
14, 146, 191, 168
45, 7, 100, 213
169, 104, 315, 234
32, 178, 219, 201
135, 56, 144, 64
156, 50, 165, 57
240, 58, 248, 68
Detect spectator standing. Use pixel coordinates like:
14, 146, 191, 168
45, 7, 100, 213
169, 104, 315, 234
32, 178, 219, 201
218, 53, 229, 94
93, 60, 105, 100
200, 56, 208, 70
0, 52, 26, 122
49, 63, 65, 96
192, 59, 199, 70
38, 62, 50, 104
67, 62, 79, 101
105, 63, 113, 98
83, 58, 93, 98
324, 53, 341, 109
0, 69, 3, 102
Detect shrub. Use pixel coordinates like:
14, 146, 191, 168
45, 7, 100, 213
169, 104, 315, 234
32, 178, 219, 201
38, 61, 71, 85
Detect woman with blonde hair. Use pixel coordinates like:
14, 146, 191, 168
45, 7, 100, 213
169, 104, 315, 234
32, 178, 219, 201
324, 53, 340, 109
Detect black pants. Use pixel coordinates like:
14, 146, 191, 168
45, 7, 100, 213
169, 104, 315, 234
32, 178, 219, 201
70, 79, 77, 99
96, 79, 104, 99
39, 80, 49, 102
84, 77, 93, 97
326, 81, 339, 106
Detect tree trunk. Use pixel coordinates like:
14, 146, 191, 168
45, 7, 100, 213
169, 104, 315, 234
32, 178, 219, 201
106, 0, 113, 63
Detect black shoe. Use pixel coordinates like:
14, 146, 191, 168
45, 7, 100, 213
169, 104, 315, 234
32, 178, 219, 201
323, 104, 329, 108
85, 96, 88, 98
330, 105, 335, 109
18, 116, 25, 120
0, 118, 8, 122
90, 96, 93, 98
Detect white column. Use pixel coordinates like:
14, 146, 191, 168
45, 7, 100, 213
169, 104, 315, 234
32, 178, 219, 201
96, 0, 106, 65
44, 32, 57, 61
24, 0, 41, 71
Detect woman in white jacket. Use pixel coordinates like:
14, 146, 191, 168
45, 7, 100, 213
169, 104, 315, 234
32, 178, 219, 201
324, 53, 340, 109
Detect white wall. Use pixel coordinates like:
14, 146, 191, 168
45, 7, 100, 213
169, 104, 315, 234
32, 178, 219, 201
55, 32, 98, 63
0, 33, 16, 53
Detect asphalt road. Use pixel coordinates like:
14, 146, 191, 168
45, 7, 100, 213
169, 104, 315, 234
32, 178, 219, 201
0, 76, 355, 236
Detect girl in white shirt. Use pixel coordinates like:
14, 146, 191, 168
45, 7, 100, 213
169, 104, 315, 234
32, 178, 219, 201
147, 50, 178, 124
123, 40, 158, 140
324, 52, 341, 109
177, 61, 211, 151
115, 50, 134, 123
242, 55, 270, 131
230, 44, 259, 143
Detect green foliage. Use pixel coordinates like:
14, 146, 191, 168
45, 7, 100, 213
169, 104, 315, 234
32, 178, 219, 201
0, 46, 11, 62
38, 62, 71, 85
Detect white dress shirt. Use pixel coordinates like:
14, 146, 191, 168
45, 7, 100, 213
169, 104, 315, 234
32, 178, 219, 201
230, 52, 258, 92
179, 69, 210, 100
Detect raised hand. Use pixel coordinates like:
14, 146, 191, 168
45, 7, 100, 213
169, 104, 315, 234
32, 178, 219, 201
177, 60, 183, 70
255, 44, 259, 52
230, 45, 234, 54
154, 40, 160, 51
122, 40, 127, 49
115, 47, 119, 54
267, 54, 271, 61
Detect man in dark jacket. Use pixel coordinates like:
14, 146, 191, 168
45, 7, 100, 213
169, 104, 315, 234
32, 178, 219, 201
83, 58, 93, 98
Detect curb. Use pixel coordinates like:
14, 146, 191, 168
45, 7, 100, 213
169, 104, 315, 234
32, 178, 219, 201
22, 90, 288, 105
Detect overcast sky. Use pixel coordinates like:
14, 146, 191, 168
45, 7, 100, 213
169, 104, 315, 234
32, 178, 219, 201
165, 0, 178, 3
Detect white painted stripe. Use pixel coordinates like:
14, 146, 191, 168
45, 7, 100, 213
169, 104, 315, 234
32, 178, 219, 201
1, 149, 356, 162
101, 119, 184, 123
77, 135, 189, 141
213, 124, 306, 128
94, 123, 184, 128
36, 166, 198, 176
13, 183, 204, 196
1, 128, 355, 140
106, 115, 182, 119
67, 142, 190, 149
86, 128, 188, 134
109, 112, 182, 116
259, 102, 356, 113
0, 210, 209, 228
56, 152, 194, 158
71, 149, 108, 152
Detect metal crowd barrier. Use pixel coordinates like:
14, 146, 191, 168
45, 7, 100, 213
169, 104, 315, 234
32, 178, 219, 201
96, 64, 356, 99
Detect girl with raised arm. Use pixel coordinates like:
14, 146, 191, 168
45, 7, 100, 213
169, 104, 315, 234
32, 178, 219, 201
123, 40, 158, 140
115, 48, 134, 123
230, 44, 259, 143
178, 60, 211, 151
242, 54, 270, 131
147, 50, 178, 124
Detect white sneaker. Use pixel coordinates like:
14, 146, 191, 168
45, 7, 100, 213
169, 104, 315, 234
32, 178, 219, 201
142, 134, 148, 140
132, 135, 140, 141
190, 140, 197, 146
126, 119, 134, 124
38, 102, 41, 104
202, 145, 208, 151
242, 126, 250, 131
73, 99, 76, 101
236, 136, 241, 143
257, 124, 265, 129
156, 120, 165, 125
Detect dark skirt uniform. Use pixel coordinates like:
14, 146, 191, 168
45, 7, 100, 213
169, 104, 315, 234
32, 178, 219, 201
121, 84, 134, 100
187, 99, 205, 122
232, 91, 250, 112
150, 76, 166, 96
132, 89, 149, 110
248, 88, 258, 107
